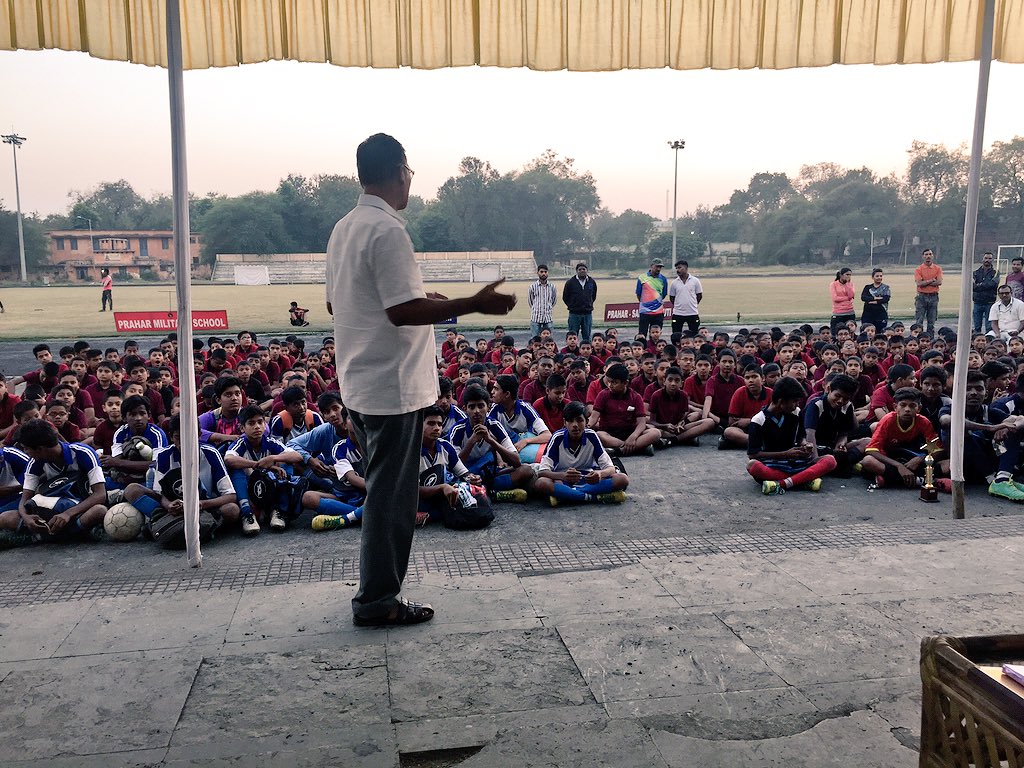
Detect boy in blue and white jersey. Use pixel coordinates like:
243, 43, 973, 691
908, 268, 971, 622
123, 415, 240, 532
0, 419, 108, 538
0, 445, 30, 512
447, 384, 535, 503
436, 376, 467, 437
418, 405, 480, 523
286, 393, 348, 493
225, 406, 303, 535
488, 374, 551, 462
303, 425, 367, 531
102, 394, 167, 489
534, 401, 629, 506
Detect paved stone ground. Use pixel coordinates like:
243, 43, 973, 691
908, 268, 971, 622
2, 437, 1023, 766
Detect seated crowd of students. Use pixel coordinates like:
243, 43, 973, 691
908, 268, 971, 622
0, 318, 1021, 546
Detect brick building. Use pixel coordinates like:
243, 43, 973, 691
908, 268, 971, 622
45, 229, 203, 282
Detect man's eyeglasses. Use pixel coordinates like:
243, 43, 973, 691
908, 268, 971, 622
402, 164, 415, 177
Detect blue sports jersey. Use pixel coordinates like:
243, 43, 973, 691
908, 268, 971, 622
23, 442, 105, 493
269, 410, 324, 441
487, 400, 549, 437
111, 423, 169, 457
447, 418, 517, 464
152, 443, 234, 499
226, 434, 289, 461
329, 438, 365, 500
419, 438, 470, 487
0, 446, 30, 490
539, 428, 613, 473
442, 404, 467, 437
286, 422, 347, 462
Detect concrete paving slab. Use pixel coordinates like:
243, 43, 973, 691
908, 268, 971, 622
642, 553, 821, 610
451, 716, 671, 768
226, 581, 362, 643
3, 748, 168, 767
168, 649, 389, 759
387, 627, 592, 721
716, 604, 918, 686
394, 702, 607, 755
519, 563, 680, 620
54, 591, 241, 656
650, 709, 917, 768
0, 652, 202, 760
399, 573, 538, 625
555, 612, 786, 703
162, 727, 398, 767
764, 546, 943, 597
0, 599, 95, 661
799, 676, 921, 749
895, 540, 1024, 593
870, 592, 1024, 637
605, 687, 820, 740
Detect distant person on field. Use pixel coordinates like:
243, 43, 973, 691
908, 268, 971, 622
972, 251, 999, 334
289, 302, 310, 327
100, 268, 113, 312
860, 268, 890, 332
668, 259, 702, 337
636, 258, 668, 338
1006, 257, 1024, 301
528, 263, 558, 338
914, 248, 943, 335
562, 262, 597, 342
829, 267, 855, 336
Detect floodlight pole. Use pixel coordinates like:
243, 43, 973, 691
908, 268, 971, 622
950, 0, 996, 520
668, 141, 685, 265
166, 0, 202, 567
2, 133, 28, 282
864, 228, 874, 270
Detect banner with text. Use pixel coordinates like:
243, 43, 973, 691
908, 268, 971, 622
603, 301, 671, 323
114, 310, 229, 333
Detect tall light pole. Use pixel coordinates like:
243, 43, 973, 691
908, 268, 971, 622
863, 227, 874, 270
75, 215, 94, 249
668, 140, 685, 266
2, 133, 27, 282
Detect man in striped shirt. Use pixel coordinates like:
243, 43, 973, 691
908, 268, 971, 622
528, 264, 558, 338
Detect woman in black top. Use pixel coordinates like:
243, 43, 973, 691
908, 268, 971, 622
861, 268, 891, 332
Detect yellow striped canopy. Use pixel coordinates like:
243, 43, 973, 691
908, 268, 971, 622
2, 0, 1022, 71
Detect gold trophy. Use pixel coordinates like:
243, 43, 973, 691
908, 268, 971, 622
919, 438, 941, 503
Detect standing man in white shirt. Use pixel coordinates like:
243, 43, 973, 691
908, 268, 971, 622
325, 134, 516, 627
668, 260, 703, 337
989, 284, 1024, 340
528, 263, 558, 338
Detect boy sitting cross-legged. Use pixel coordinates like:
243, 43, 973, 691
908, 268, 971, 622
861, 387, 950, 491
746, 376, 838, 495
225, 405, 304, 534
488, 374, 552, 463
590, 363, 662, 457
534, 401, 629, 506
418, 405, 482, 525
647, 366, 717, 446
305, 411, 367, 532
101, 395, 168, 492
447, 385, 536, 503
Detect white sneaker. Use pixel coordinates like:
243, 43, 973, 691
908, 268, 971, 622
269, 510, 286, 532
241, 513, 261, 536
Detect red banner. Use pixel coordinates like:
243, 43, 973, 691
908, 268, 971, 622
113, 310, 229, 333
603, 301, 671, 323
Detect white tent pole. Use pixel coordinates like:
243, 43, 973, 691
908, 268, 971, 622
950, 0, 996, 519
165, 0, 202, 566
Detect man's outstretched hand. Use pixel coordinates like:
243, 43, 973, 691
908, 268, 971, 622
472, 279, 518, 315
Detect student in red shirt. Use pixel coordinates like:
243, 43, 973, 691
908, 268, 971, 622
721, 364, 773, 449
533, 374, 568, 433
684, 354, 714, 419
702, 351, 743, 428
0, 375, 22, 443
648, 367, 716, 446
92, 391, 124, 455
868, 363, 917, 424
45, 402, 81, 443
642, 360, 672, 404
566, 361, 591, 404
861, 387, 949, 490
630, 353, 658, 395
589, 364, 661, 457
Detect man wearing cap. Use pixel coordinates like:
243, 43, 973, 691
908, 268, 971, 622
668, 259, 703, 337
636, 259, 669, 338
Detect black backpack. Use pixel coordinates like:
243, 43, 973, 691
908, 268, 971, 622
441, 482, 494, 530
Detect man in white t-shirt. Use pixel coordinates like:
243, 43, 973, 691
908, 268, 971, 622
668, 260, 703, 337
325, 133, 517, 628
990, 283, 1024, 340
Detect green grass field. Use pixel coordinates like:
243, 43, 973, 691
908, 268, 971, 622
0, 271, 965, 340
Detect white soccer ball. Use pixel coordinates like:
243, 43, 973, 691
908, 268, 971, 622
103, 502, 144, 542
137, 444, 154, 461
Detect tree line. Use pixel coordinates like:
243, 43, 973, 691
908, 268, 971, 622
2, 137, 1022, 276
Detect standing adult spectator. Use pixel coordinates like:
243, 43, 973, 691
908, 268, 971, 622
668, 260, 702, 337
99, 268, 113, 312
914, 248, 943, 335
636, 258, 668, 337
972, 251, 999, 333
860, 267, 891, 332
1005, 256, 1024, 301
528, 263, 557, 338
325, 133, 516, 627
562, 262, 598, 342
989, 284, 1024, 340
829, 268, 855, 335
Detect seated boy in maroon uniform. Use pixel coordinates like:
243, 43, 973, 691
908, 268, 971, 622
648, 367, 717, 446
721, 364, 772, 449
589, 364, 661, 457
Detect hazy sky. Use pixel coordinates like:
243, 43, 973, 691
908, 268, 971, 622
1, 49, 1022, 221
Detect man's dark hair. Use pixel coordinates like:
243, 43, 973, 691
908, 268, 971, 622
423, 404, 445, 420
42, 362, 61, 379
605, 363, 629, 382
356, 133, 405, 186
771, 376, 805, 403
469, 363, 487, 375
569, 360, 588, 371
281, 386, 306, 406
462, 385, 490, 404
18, 419, 59, 449
537, 263, 548, 271
742, 363, 763, 376
121, 395, 151, 416
73, 341, 90, 354
495, 375, 519, 396
545, 373, 566, 389
239, 405, 265, 424
317, 391, 344, 412
665, 367, 683, 379
14, 400, 39, 419
576, 262, 587, 270
919, 365, 948, 385
969, 370, 990, 387
893, 387, 922, 404
887, 364, 914, 383
674, 260, 688, 268
437, 376, 453, 396
827, 374, 858, 396
32, 343, 50, 357
214, 376, 243, 397
563, 401, 587, 421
